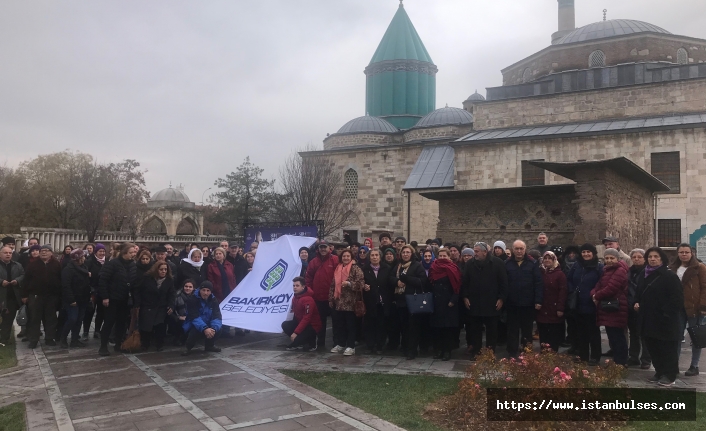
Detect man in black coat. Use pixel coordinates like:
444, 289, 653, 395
462, 242, 507, 359
25, 245, 63, 348
226, 242, 249, 285
0, 246, 25, 344
98, 243, 137, 356
361, 249, 391, 354
504, 240, 544, 358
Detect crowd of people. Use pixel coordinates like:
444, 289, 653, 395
0, 231, 704, 388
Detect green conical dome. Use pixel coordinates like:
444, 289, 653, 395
365, 3, 437, 130
369, 5, 433, 64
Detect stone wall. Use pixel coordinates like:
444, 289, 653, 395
473, 78, 706, 130
433, 185, 577, 247
503, 35, 706, 85
323, 133, 401, 150
402, 124, 474, 143
452, 127, 706, 246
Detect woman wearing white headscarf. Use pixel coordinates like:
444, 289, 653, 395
177, 249, 207, 289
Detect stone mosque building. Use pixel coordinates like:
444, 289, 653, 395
302, 0, 706, 257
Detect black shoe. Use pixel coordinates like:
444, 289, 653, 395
627, 358, 641, 367
113, 344, 122, 353
59, 339, 68, 349
155, 345, 164, 352
205, 346, 221, 353
22, 337, 29, 342
442, 352, 451, 361
70, 339, 86, 348
181, 349, 192, 356
28, 341, 38, 349
685, 366, 700, 377
93, 332, 100, 339
433, 351, 444, 359
640, 363, 652, 370
559, 341, 571, 348
602, 349, 613, 357
647, 374, 661, 383
16, 331, 25, 338
566, 347, 577, 355
45, 340, 56, 346
406, 354, 416, 360
98, 346, 110, 356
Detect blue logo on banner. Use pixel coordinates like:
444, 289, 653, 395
260, 259, 289, 291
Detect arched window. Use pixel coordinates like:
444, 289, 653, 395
677, 48, 688, 65
344, 169, 358, 199
588, 50, 606, 68
522, 68, 532, 83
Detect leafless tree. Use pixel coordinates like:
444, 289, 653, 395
278, 145, 356, 238
71, 163, 118, 243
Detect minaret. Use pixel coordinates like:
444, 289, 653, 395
551, 0, 576, 44
364, 1, 438, 129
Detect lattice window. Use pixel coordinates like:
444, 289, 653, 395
344, 169, 358, 199
522, 160, 545, 186
588, 50, 606, 68
651, 152, 680, 193
658, 219, 682, 248
522, 68, 532, 83
677, 48, 688, 65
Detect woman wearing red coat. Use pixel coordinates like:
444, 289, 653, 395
537, 251, 567, 352
591, 248, 629, 366
206, 248, 237, 302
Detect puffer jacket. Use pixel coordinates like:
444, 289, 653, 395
504, 255, 544, 307
537, 263, 567, 324
292, 286, 321, 334
305, 253, 339, 302
61, 261, 91, 305
183, 291, 222, 333
0, 260, 25, 308
567, 259, 604, 314
591, 260, 629, 328
328, 264, 364, 312
98, 256, 137, 302
668, 257, 706, 318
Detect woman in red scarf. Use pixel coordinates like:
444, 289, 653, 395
428, 248, 462, 361
328, 249, 364, 356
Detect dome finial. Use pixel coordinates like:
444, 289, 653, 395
169, 181, 172, 188
399, 0, 403, 8
603, 9, 607, 21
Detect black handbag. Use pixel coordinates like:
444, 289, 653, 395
406, 292, 434, 314
600, 299, 620, 312
566, 290, 578, 312
687, 324, 706, 349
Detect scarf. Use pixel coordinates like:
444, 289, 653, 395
395, 261, 412, 295
156, 277, 165, 288
645, 264, 661, 278
333, 260, 354, 300
370, 263, 380, 277
95, 255, 105, 264
421, 252, 436, 272
428, 258, 461, 294
182, 249, 204, 268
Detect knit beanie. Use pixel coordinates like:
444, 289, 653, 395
94, 243, 106, 252
579, 243, 598, 255
462, 248, 475, 257
604, 248, 620, 259
70, 249, 85, 261
493, 241, 506, 250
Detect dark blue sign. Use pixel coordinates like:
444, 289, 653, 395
244, 225, 318, 252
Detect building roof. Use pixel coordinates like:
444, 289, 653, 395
150, 187, 191, 203
529, 158, 670, 193
420, 184, 575, 200
369, 4, 433, 64
465, 91, 485, 102
403, 145, 455, 190
413, 107, 473, 129
336, 116, 399, 134
557, 19, 671, 45
455, 112, 706, 144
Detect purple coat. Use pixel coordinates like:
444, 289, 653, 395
591, 261, 629, 328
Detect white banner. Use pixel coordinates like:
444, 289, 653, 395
220, 235, 317, 333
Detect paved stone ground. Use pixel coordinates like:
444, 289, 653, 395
1, 322, 703, 431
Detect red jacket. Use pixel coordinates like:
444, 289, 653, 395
292, 287, 321, 334
305, 253, 339, 302
206, 260, 237, 302
591, 260, 629, 328
537, 264, 567, 324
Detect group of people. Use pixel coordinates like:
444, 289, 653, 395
294, 232, 705, 387
0, 237, 258, 356
1, 231, 704, 388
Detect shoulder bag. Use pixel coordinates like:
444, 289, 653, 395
600, 299, 620, 312
406, 291, 434, 314
354, 288, 366, 318
687, 324, 706, 349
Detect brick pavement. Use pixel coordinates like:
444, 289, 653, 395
1, 322, 704, 431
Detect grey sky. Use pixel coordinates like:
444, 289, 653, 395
1, 0, 704, 203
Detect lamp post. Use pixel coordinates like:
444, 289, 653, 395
201, 187, 212, 206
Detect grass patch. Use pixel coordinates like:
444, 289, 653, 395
281, 370, 459, 431
621, 391, 706, 431
0, 325, 17, 370
0, 403, 26, 431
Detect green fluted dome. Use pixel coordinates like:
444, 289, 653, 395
364, 3, 437, 130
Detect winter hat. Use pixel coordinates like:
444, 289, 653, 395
199, 280, 213, 291
94, 243, 106, 252
383, 247, 396, 256
629, 248, 646, 258
359, 246, 370, 254
604, 248, 620, 259
493, 241, 506, 250
379, 232, 392, 241
29, 244, 41, 252
70, 249, 85, 261
461, 248, 475, 257
298, 246, 309, 256
394, 236, 407, 243
474, 242, 489, 252
579, 243, 598, 255
40, 244, 53, 252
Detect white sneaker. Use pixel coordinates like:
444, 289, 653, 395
330, 345, 344, 353
343, 347, 355, 356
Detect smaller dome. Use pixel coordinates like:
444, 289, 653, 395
336, 116, 399, 134
414, 106, 473, 128
150, 187, 191, 203
557, 19, 671, 45
465, 90, 485, 102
